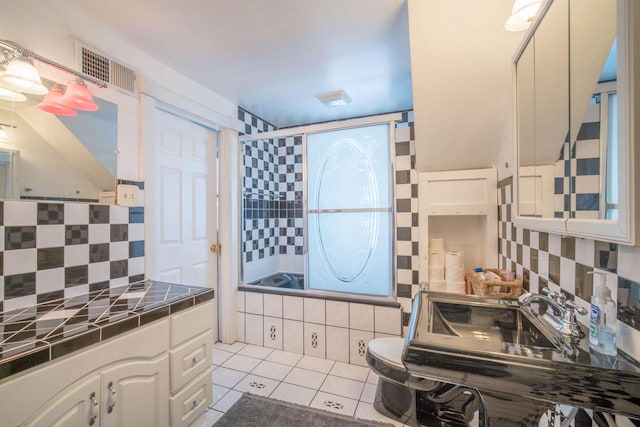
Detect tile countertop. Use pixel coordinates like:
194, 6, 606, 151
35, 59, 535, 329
0, 280, 215, 381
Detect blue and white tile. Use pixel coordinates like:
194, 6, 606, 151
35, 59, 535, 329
296, 355, 334, 374
221, 354, 262, 373
265, 349, 303, 366
212, 384, 230, 405
233, 374, 280, 397
237, 343, 273, 360
251, 360, 292, 381
310, 391, 358, 417
359, 383, 377, 404
320, 375, 365, 400
269, 382, 317, 407
283, 367, 327, 389
212, 367, 247, 388
283, 296, 303, 320
329, 361, 369, 382
212, 348, 234, 365
212, 389, 243, 412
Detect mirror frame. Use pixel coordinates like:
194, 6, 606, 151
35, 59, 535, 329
513, 0, 638, 245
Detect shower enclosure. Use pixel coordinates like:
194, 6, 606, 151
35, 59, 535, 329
240, 122, 394, 298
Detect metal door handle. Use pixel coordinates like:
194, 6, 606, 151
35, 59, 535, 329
107, 381, 116, 413
89, 392, 98, 425
210, 243, 221, 253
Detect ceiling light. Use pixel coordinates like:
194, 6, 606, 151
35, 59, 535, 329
59, 78, 98, 111
316, 90, 351, 108
0, 58, 48, 95
0, 86, 27, 102
505, 0, 542, 32
38, 84, 77, 116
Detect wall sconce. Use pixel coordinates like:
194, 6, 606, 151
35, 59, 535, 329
59, 78, 98, 111
0, 40, 106, 114
505, 0, 542, 32
38, 83, 77, 116
0, 58, 48, 95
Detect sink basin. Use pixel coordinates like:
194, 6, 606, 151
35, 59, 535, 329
404, 291, 640, 420
431, 301, 557, 349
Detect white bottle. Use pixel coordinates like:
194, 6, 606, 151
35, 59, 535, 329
589, 273, 617, 356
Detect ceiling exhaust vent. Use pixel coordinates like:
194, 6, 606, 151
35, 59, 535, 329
76, 41, 137, 95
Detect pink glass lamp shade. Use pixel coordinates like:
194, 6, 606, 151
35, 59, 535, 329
0, 58, 49, 95
59, 78, 98, 111
37, 84, 77, 116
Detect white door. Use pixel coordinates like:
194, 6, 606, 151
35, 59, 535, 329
148, 109, 218, 331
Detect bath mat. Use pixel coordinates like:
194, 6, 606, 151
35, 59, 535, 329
213, 393, 394, 426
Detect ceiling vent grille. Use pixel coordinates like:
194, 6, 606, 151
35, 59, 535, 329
76, 42, 137, 95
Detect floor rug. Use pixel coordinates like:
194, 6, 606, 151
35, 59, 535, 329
213, 393, 394, 426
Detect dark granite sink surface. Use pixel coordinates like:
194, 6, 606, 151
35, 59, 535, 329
0, 280, 214, 381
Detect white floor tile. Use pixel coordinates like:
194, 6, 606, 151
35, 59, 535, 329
251, 360, 293, 381
296, 355, 335, 373
212, 348, 234, 365
214, 341, 246, 353
367, 370, 379, 384
283, 367, 327, 390
189, 408, 224, 427
265, 349, 304, 366
221, 354, 262, 372
329, 361, 370, 382
233, 374, 280, 397
360, 383, 376, 404
237, 343, 274, 359
212, 389, 243, 412
212, 384, 230, 405
354, 402, 404, 427
309, 391, 358, 417
320, 375, 365, 400
269, 382, 317, 407
212, 367, 247, 388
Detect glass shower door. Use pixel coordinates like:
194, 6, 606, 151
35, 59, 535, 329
306, 124, 392, 296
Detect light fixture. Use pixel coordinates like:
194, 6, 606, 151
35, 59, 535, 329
38, 84, 77, 116
0, 86, 26, 102
505, 0, 542, 32
316, 90, 351, 108
59, 78, 98, 111
0, 57, 48, 95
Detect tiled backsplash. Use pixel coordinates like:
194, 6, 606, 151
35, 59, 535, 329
498, 176, 640, 359
0, 200, 145, 312
236, 290, 402, 367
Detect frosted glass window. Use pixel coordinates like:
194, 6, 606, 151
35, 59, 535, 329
306, 124, 392, 296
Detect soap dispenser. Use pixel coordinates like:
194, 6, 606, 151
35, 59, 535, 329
589, 272, 617, 356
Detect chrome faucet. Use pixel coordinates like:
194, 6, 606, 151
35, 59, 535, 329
518, 288, 588, 338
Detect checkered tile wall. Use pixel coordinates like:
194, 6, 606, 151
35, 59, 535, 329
238, 109, 420, 310
498, 176, 640, 347
554, 101, 602, 219
0, 198, 145, 313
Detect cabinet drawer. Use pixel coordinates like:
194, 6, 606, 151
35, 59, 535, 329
171, 301, 214, 347
170, 367, 213, 427
170, 330, 213, 393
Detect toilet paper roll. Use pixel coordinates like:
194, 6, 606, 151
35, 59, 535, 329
445, 251, 464, 267
428, 266, 445, 281
445, 267, 465, 283
430, 280, 446, 292
430, 238, 445, 252
446, 281, 466, 294
428, 250, 445, 267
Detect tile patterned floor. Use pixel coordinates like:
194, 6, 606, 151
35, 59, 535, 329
189, 342, 406, 427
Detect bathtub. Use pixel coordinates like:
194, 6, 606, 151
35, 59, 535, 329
248, 272, 304, 289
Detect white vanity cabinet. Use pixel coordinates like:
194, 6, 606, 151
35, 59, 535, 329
0, 300, 215, 427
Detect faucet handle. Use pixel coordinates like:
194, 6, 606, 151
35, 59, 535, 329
564, 299, 588, 316
541, 287, 560, 301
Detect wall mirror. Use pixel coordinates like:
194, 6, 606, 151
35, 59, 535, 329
0, 45, 117, 203
514, 0, 636, 243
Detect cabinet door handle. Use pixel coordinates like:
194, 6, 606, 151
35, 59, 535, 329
192, 399, 200, 409
89, 392, 98, 425
191, 356, 198, 366
107, 382, 117, 414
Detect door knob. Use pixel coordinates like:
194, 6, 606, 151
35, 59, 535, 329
210, 243, 221, 253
